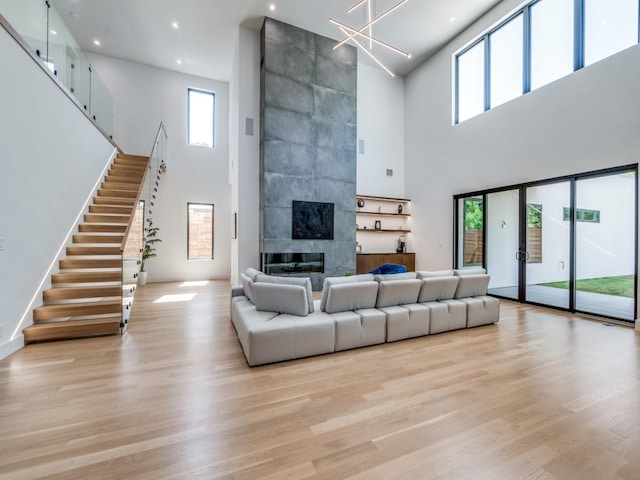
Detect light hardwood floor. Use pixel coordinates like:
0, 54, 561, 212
1, 280, 639, 479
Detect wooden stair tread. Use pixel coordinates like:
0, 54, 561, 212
53, 271, 122, 283
88, 205, 133, 215
103, 175, 141, 184
23, 317, 121, 342
100, 182, 140, 192
116, 154, 149, 162
66, 246, 122, 255
97, 189, 137, 198
44, 286, 123, 301
72, 234, 125, 244
34, 300, 121, 320
84, 214, 130, 224
60, 258, 122, 269
93, 196, 137, 206
79, 224, 128, 233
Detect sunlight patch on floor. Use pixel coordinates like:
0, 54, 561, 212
153, 293, 197, 303
179, 281, 209, 287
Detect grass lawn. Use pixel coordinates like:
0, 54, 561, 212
540, 275, 635, 298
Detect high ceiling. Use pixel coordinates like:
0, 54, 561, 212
49, 0, 502, 81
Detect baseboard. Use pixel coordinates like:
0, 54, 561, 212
0, 335, 24, 360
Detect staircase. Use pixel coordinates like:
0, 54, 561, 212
23, 153, 149, 343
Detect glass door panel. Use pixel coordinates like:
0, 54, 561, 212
525, 182, 571, 309
575, 171, 636, 320
457, 197, 484, 269
486, 189, 520, 300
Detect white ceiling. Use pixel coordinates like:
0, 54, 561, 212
49, 0, 503, 81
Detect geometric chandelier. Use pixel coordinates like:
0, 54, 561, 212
330, 0, 411, 77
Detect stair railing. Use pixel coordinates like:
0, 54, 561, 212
120, 122, 167, 332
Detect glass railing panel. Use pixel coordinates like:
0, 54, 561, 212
90, 72, 114, 137
0, 0, 47, 57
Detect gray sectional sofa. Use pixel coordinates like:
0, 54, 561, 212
231, 268, 500, 366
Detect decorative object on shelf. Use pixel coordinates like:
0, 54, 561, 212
378, 206, 381, 213
356, 242, 362, 254
396, 235, 406, 253
357, 198, 365, 208
398, 204, 403, 214
374, 220, 381, 230
356, 223, 359, 229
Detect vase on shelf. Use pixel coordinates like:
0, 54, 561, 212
398, 204, 403, 214
374, 220, 381, 230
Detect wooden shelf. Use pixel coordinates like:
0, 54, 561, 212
357, 229, 410, 233
356, 195, 410, 202
357, 211, 410, 217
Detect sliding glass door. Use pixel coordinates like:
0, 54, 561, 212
486, 190, 519, 300
454, 165, 637, 322
524, 182, 571, 309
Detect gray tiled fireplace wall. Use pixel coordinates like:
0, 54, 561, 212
260, 18, 357, 290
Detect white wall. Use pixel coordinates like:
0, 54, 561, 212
89, 54, 231, 282
230, 26, 261, 285
357, 63, 406, 199
405, 0, 640, 276
0, 26, 115, 359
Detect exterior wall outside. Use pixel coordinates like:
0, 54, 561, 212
0, 27, 115, 359
89, 54, 231, 282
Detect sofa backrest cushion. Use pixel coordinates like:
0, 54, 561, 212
416, 270, 454, 279
255, 274, 314, 313
375, 279, 422, 308
418, 276, 459, 302
454, 274, 490, 298
320, 274, 375, 311
323, 281, 379, 313
245, 267, 262, 281
373, 272, 417, 282
252, 283, 309, 317
240, 273, 255, 303
453, 268, 487, 276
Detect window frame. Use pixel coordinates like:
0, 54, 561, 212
187, 202, 215, 260
453, 0, 640, 124
187, 87, 216, 148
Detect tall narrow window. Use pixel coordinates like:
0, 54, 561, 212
188, 203, 214, 260
530, 0, 574, 90
463, 197, 484, 266
585, 0, 639, 66
490, 14, 524, 108
456, 40, 485, 123
188, 88, 215, 148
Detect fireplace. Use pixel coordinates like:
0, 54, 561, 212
262, 253, 324, 275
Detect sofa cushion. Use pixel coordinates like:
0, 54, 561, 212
320, 274, 375, 311
375, 279, 422, 308
454, 274, 490, 298
252, 283, 309, 317
416, 270, 454, 279
453, 268, 486, 276
245, 267, 262, 281
418, 276, 459, 302
373, 272, 417, 282
324, 281, 379, 313
255, 274, 314, 313
240, 273, 255, 303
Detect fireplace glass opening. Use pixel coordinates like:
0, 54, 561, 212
262, 253, 324, 275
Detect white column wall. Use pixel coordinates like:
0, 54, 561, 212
0, 27, 115, 359
89, 54, 231, 282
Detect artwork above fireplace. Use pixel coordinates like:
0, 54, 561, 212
292, 201, 334, 240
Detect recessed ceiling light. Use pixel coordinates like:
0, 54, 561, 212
71, 12, 80, 20
450, 16, 456, 22
50, 30, 57, 35
269, 4, 276, 11
171, 21, 179, 29
93, 39, 101, 46
176, 59, 182, 65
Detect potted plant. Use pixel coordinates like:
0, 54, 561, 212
138, 221, 161, 285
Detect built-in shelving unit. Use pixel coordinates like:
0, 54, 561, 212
356, 195, 414, 269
